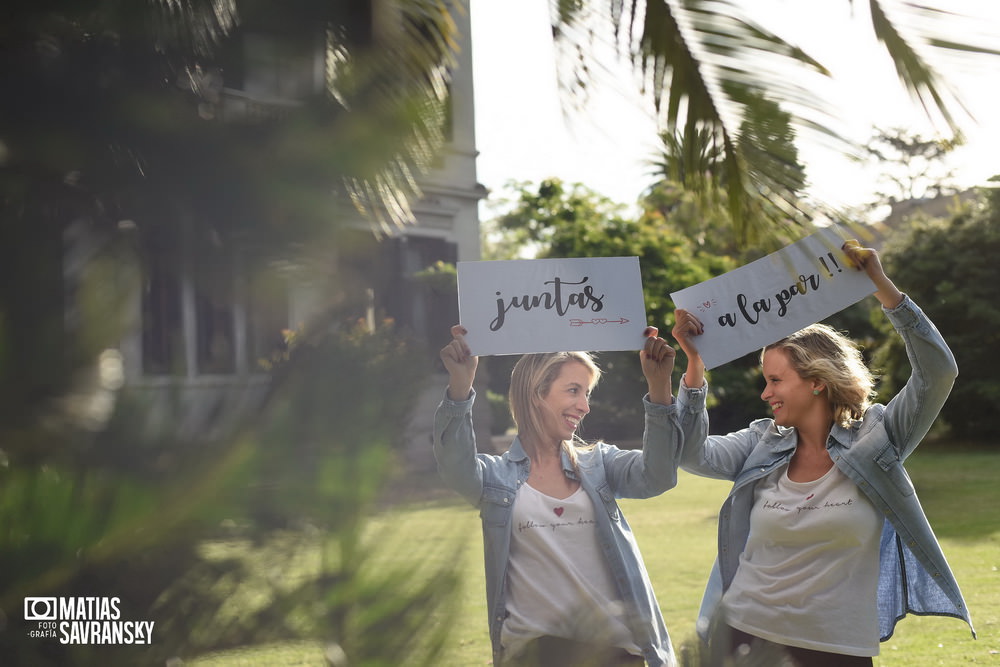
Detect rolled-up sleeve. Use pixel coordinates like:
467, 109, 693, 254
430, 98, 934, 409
677, 377, 768, 481
882, 295, 958, 461
605, 379, 710, 497
676, 373, 709, 435
432, 388, 484, 506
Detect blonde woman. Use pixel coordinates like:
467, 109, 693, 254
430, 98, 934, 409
434, 325, 705, 666
671, 242, 974, 666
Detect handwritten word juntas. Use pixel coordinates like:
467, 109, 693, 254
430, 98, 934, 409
490, 276, 605, 331
718, 272, 823, 328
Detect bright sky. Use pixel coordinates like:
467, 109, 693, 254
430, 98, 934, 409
469, 0, 1000, 215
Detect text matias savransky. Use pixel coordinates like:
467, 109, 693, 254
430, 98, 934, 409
24, 596, 155, 645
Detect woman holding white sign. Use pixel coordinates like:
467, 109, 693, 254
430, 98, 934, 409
434, 325, 704, 666
671, 242, 974, 666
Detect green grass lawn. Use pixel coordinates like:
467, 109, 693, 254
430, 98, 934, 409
194, 446, 1000, 666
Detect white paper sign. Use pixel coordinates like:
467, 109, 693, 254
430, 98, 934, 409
670, 227, 875, 369
457, 257, 648, 356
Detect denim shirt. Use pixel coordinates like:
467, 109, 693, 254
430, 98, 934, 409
433, 388, 706, 666
680, 296, 975, 644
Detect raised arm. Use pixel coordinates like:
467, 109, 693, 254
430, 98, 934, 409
433, 325, 485, 505
841, 242, 958, 460
667, 308, 762, 480
603, 325, 709, 497
672, 308, 706, 390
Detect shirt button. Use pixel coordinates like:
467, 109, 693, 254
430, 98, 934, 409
503, 497, 510, 504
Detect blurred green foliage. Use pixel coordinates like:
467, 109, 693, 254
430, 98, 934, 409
874, 188, 1000, 441
1, 0, 466, 664
1, 315, 463, 666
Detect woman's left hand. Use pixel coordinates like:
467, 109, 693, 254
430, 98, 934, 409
842, 239, 904, 309
640, 326, 676, 406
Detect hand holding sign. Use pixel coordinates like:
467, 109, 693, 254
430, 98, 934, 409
439, 325, 477, 401
670, 308, 707, 389
640, 326, 678, 406
669, 227, 876, 369
841, 238, 905, 310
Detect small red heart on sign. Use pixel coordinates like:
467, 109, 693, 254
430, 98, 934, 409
554, 507, 564, 517
702, 301, 712, 309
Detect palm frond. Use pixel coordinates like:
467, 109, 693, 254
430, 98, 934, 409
553, 0, 833, 244
337, 0, 462, 234
641, 0, 831, 243
553, 0, 1000, 246
147, 0, 240, 57
869, 0, 960, 132
868, 1, 1000, 135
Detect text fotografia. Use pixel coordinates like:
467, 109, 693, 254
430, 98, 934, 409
491, 276, 605, 331
24, 596, 155, 645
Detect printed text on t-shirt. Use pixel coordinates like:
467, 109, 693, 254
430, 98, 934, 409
518, 517, 597, 533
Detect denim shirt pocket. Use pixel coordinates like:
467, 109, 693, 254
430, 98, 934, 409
479, 484, 514, 526
873, 443, 916, 497
595, 483, 621, 522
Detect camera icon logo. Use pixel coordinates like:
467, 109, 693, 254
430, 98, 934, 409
24, 597, 58, 621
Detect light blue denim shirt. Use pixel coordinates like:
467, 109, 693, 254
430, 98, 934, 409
680, 295, 975, 645
433, 388, 707, 666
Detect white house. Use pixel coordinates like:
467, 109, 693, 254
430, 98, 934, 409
107, 2, 484, 444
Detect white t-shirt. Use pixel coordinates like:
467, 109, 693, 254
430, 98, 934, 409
723, 464, 883, 656
500, 483, 640, 657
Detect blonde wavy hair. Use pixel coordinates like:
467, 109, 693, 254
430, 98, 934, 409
508, 351, 601, 467
763, 323, 877, 428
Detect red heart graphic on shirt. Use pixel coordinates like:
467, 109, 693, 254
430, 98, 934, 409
805, 494, 815, 501
554, 507, 564, 517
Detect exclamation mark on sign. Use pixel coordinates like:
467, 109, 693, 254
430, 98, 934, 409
819, 253, 842, 277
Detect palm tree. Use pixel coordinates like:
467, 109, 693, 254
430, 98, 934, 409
551, 0, 1000, 244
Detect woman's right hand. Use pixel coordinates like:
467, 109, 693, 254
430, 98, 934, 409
440, 324, 478, 401
671, 309, 706, 389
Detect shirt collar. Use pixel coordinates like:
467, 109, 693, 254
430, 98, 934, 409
766, 420, 855, 453
508, 436, 579, 477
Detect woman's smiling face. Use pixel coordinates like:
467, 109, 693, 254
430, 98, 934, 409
537, 360, 595, 443
760, 347, 819, 427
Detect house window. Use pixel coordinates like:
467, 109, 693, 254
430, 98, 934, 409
243, 33, 317, 101
379, 235, 458, 343
193, 248, 237, 374
142, 237, 184, 375
246, 268, 291, 369
140, 225, 288, 377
